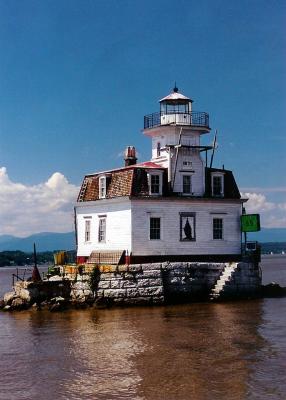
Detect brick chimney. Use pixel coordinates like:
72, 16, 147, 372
124, 146, 137, 166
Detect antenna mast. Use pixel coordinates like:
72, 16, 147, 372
210, 129, 218, 169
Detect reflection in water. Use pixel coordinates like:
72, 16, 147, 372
134, 302, 266, 400
0, 301, 277, 400
63, 311, 145, 400
1, 256, 285, 399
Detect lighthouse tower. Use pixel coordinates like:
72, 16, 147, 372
143, 86, 211, 196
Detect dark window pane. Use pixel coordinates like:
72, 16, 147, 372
98, 218, 106, 242
150, 217, 160, 240
151, 175, 160, 194
213, 176, 222, 196
183, 175, 191, 193
213, 218, 223, 239
157, 142, 161, 157
85, 220, 91, 242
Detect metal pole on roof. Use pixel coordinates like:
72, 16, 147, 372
210, 129, 218, 169
172, 127, 183, 190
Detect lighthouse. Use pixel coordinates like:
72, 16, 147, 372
75, 87, 244, 264
143, 86, 212, 195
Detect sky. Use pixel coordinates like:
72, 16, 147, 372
0, 0, 285, 237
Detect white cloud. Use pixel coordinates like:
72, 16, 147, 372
1, 166, 285, 237
242, 192, 275, 212
241, 187, 286, 193
0, 167, 79, 237
241, 191, 286, 228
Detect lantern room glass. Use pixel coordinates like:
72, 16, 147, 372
160, 101, 190, 114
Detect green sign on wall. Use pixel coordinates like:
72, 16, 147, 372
241, 214, 261, 232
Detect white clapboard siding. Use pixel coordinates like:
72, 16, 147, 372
172, 152, 205, 196
76, 198, 131, 257
131, 199, 241, 256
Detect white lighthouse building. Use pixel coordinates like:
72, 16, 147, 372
75, 87, 244, 264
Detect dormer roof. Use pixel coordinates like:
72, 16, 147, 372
77, 164, 241, 203
77, 162, 166, 202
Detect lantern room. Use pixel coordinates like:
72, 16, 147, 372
160, 86, 193, 126
160, 85, 193, 114
143, 86, 210, 131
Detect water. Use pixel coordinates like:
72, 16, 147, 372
0, 256, 285, 400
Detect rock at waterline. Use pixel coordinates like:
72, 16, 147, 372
11, 297, 27, 310
262, 282, 286, 297
3, 291, 15, 305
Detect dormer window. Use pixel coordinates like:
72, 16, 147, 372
98, 174, 111, 199
99, 177, 106, 199
212, 173, 224, 197
148, 170, 163, 195
151, 175, 160, 193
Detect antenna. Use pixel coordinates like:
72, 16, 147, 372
210, 129, 218, 169
172, 126, 183, 189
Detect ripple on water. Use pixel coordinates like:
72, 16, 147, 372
0, 257, 285, 399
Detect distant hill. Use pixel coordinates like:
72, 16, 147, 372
247, 228, 286, 243
0, 235, 15, 244
0, 227, 285, 252
260, 242, 286, 254
0, 232, 75, 252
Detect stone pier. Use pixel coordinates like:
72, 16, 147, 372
1, 261, 262, 311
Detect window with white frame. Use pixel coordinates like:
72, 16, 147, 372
182, 175, 192, 194
212, 174, 224, 197
99, 176, 106, 199
213, 218, 223, 239
148, 171, 163, 195
98, 218, 106, 242
85, 220, 91, 242
150, 217, 161, 240
151, 175, 160, 194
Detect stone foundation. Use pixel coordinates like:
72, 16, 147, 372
91, 261, 261, 305
1, 261, 262, 311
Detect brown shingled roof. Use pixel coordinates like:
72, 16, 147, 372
77, 164, 241, 202
77, 161, 167, 202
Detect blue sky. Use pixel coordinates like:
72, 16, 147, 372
0, 0, 285, 236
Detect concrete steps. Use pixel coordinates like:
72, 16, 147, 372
210, 262, 238, 301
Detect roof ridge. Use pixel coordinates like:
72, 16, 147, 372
85, 161, 166, 177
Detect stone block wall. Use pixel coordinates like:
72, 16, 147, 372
5, 261, 261, 309
95, 263, 164, 305
72, 261, 261, 305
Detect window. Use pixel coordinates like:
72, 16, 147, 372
182, 160, 192, 169
85, 220, 91, 242
150, 217, 160, 240
151, 174, 160, 194
180, 213, 196, 241
148, 171, 163, 195
98, 218, 106, 242
99, 177, 106, 199
157, 142, 161, 157
183, 175, 192, 194
212, 175, 224, 197
213, 218, 223, 239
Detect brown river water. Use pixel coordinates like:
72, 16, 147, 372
0, 255, 285, 400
